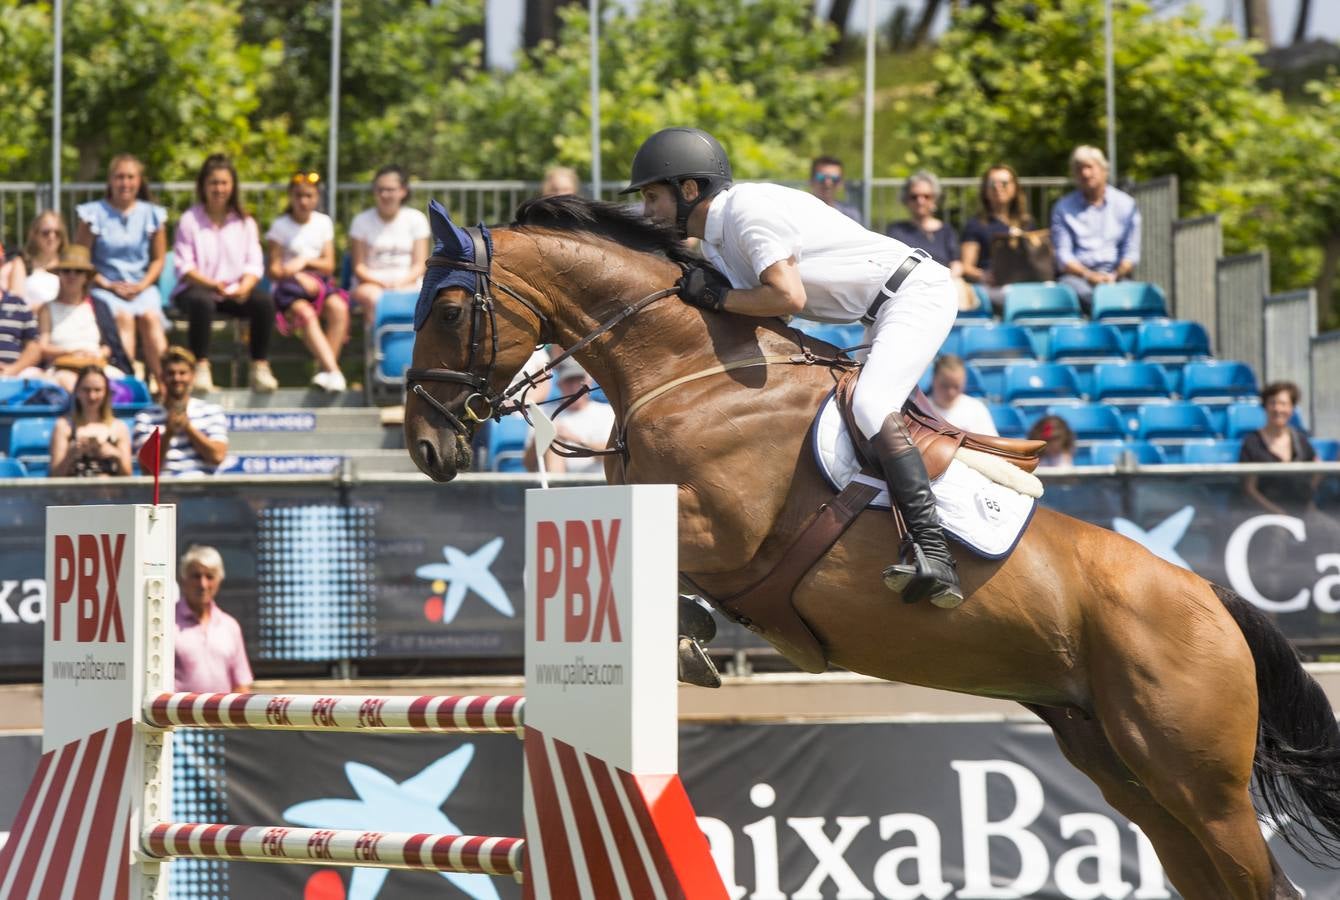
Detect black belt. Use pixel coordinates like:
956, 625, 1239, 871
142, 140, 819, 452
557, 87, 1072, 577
861, 249, 930, 326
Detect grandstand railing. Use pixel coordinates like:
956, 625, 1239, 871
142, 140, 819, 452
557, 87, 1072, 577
0, 177, 1075, 245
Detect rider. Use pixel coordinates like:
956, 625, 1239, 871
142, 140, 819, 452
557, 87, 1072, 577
623, 127, 963, 608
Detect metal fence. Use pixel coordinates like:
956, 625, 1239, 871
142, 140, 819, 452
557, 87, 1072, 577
1171, 214, 1222, 345
1129, 175, 1177, 297
1311, 330, 1340, 440
0, 177, 1075, 249
1264, 288, 1316, 426
1216, 252, 1269, 379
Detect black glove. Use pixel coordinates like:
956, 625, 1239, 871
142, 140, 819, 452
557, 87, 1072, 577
676, 266, 732, 313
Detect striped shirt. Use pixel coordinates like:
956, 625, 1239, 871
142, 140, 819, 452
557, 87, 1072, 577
133, 398, 229, 476
0, 293, 37, 366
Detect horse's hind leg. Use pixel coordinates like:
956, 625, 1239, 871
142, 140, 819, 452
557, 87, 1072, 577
1028, 704, 1234, 899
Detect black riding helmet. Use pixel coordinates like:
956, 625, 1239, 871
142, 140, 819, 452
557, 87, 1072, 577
621, 127, 733, 236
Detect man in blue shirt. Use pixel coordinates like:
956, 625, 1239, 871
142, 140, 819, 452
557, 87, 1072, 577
1050, 145, 1141, 312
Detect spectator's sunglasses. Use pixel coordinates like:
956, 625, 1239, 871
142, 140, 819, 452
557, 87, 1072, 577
290, 171, 322, 186
812, 173, 842, 184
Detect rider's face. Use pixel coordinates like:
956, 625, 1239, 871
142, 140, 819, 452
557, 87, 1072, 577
640, 182, 680, 226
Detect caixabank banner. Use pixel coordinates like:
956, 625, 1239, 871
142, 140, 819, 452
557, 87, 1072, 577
0, 472, 1337, 675
5, 719, 1337, 898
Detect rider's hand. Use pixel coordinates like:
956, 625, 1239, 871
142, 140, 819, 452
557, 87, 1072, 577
676, 266, 732, 313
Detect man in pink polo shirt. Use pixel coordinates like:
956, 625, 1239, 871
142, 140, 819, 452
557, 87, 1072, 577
175, 544, 253, 693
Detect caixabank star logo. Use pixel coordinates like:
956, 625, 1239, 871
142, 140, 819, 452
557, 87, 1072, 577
415, 537, 514, 624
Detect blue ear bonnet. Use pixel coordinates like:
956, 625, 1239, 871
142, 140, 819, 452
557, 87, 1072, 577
414, 199, 494, 331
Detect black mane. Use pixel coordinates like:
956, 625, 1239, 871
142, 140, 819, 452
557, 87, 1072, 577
512, 195, 696, 264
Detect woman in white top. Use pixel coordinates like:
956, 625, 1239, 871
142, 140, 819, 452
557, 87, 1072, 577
265, 172, 350, 392
37, 246, 128, 391
348, 165, 430, 320
20, 210, 68, 308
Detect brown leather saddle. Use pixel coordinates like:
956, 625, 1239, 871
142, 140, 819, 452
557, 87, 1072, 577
693, 368, 1045, 673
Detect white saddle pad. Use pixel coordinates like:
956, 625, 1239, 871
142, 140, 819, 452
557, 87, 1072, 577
812, 393, 1036, 559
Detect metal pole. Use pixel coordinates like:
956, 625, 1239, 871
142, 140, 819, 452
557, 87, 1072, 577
589, 0, 601, 198
52, 0, 63, 211
327, 0, 342, 221
862, 0, 875, 228
1104, 0, 1117, 184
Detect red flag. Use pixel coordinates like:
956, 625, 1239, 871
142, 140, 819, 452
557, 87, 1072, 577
137, 427, 163, 505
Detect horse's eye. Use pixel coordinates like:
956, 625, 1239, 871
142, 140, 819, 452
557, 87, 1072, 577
441, 306, 463, 325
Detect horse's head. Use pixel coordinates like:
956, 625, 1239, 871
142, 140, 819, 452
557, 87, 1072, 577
404, 202, 546, 482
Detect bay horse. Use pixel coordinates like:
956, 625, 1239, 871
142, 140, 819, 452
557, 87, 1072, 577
404, 195, 1340, 898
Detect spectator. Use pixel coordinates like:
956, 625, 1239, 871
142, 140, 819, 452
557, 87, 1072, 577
887, 171, 977, 311
133, 346, 229, 476
1051, 145, 1141, 313
348, 164, 431, 321
172, 153, 278, 394
0, 238, 25, 296
0, 288, 44, 378
20, 210, 68, 308
927, 354, 997, 435
175, 544, 253, 693
266, 171, 349, 393
523, 358, 615, 475
1241, 381, 1317, 515
74, 154, 169, 390
37, 245, 131, 391
540, 166, 581, 198
809, 156, 861, 222
961, 165, 1032, 313
48, 365, 132, 477
1028, 415, 1075, 468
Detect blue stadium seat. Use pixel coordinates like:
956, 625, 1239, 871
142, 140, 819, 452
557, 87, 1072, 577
1048, 323, 1127, 398
1091, 362, 1173, 410
373, 291, 419, 329
9, 417, 55, 476
1224, 403, 1266, 439
1001, 362, 1082, 406
1080, 440, 1167, 466
1137, 403, 1216, 448
803, 323, 865, 351
987, 404, 1027, 438
0, 457, 27, 478
1134, 319, 1212, 363
957, 286, 993, 321
1091, 282, 1168, 323
377, 332, 415, 384
1002, 282, 1083, 325
1180, 360, 1258, 405
1180, 439, 1243, 464
938, 329, 963, 360
1045, 403, 1127, 443
369, 291, 421, 395
1312, 437, 1339, 461
486, 413, 532, 472
961, 325, 1036, 401
111, 378, 152, 414
158, 250, 176, 306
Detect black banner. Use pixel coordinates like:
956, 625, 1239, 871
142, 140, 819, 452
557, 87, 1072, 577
5, 720, 1338, 898
1, 470, 1338, 677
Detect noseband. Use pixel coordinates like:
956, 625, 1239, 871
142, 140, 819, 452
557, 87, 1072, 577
404, 227, 677, 456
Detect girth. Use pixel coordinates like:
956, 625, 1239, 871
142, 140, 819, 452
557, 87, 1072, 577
698, 368, 1045, 673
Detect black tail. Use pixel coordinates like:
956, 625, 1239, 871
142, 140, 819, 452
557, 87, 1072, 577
1214, 583, 1340, 865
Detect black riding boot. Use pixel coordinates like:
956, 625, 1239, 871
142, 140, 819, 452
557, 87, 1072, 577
869, 414, 964, 608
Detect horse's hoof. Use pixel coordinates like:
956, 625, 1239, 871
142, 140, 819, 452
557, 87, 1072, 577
678, 636, 722, 689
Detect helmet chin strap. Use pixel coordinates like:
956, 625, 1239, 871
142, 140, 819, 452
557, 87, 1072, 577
673, 179, 709, 238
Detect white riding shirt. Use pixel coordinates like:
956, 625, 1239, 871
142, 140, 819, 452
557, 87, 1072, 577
698, 182, 958, 440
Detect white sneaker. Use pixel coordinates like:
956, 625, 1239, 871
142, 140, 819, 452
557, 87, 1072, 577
192, 362, 215, 395
311, 370, 347, 393
250, 364, 278, 393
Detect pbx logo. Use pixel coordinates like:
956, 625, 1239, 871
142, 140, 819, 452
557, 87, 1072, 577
50, 533, 126, 644
534, 518, 622, 643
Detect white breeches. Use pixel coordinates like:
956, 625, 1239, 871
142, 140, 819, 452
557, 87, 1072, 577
851, 262, 958, 439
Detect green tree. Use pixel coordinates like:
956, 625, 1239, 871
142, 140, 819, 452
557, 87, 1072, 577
896, 0, 1340, 324
426, 0, 854, 183
0, 0, 297, 184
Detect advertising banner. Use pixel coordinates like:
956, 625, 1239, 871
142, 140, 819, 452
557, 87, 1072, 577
1, 470, 1338, 677
7, 718, 1335, 899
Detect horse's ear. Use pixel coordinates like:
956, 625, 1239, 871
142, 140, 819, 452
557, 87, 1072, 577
428, 199, 471, 260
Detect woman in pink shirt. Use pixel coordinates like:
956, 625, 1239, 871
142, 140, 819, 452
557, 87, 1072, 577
172, 154, 278, 393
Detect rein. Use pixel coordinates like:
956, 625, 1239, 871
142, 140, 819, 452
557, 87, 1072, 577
406, 234, 857, 461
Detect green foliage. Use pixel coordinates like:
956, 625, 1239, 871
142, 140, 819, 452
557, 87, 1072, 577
0, 0, 298, 183
426, 0, 854, 182
897, 0, 1340, 317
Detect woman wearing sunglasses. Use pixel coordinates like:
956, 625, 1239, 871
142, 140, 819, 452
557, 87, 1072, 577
18, 211, 69, 308
265, 171, 349, 393
960, 164, 1032, 313
886, 171, 977, 311
171, 153, 279, 393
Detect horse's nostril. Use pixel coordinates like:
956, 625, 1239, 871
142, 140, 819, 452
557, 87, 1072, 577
417, 440, 438, 471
